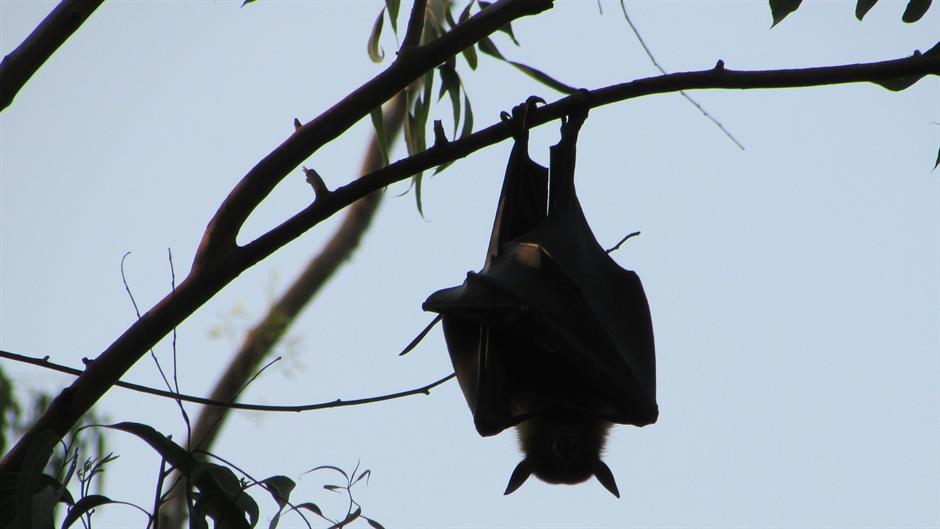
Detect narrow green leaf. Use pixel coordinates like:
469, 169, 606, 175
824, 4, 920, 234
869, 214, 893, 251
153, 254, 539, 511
61, 495, 112, 529
100, 422, 191, 471
460, 93, 473, 140
438, 65, 462, 135
507, 61, 577, 94
769, 0, 802, 26
386, 0, 401, 33
855, 0, 878, 19
935, 143, 940, 169
902, 0, 931, 22
478, 36, 505, 59
302, 465, 349, 480
240, 0, 255, 6
370, 106, 390, 166
414, 173, 425, 217
364, 517, 387, 529
462, 43, 478, 70
290, 502, 324, 519
367, 8, 386, 63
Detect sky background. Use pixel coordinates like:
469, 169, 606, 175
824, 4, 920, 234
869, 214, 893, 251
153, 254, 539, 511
1, 0, 938, 527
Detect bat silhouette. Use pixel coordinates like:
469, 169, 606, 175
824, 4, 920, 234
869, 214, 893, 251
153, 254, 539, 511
422, 96, 657, 497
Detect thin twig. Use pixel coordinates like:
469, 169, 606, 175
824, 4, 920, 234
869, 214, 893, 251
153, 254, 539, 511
0, 348, 455, 413
619, 1, 745, 150
605, 231, 641, 254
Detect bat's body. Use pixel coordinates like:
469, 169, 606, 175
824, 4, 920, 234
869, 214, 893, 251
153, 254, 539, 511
424, 98, 657, 496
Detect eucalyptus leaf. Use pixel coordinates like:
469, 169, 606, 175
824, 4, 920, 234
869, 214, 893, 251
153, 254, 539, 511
508, 61, 577, 94
367, 8, 386, 63
769, 0, 803, 26
386, 0, 401, 33
855, 0, 878, 19
902, 0, 931, 22
61, 495, 112, 529
370, 106, 390, 166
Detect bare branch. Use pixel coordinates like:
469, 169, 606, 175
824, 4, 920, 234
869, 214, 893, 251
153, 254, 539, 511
0, 0, 105, 112
0, 348, 454, 413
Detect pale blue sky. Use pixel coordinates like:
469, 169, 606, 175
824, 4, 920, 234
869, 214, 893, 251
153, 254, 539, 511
1, 1, 938, 527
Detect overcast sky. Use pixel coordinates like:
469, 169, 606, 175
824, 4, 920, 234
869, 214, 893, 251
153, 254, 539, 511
1, 1, 938, 527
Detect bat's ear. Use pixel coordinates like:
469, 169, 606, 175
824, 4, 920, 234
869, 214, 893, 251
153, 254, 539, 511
593, 461, 621, 498
503, 460, 533, 495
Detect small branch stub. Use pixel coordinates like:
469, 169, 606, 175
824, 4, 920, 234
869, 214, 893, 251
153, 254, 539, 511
433, 119, 449, 147
303, 166, 330, 198
293, 118, 303, 131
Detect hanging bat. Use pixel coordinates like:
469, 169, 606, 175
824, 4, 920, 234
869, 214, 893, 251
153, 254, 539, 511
421, 96, 657, 496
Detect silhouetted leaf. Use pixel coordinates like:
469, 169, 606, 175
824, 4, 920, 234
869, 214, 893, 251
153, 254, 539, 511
261, 476, 295, 508
478, 36, 505, 59
370, 106, 390, 166
193, 463, 257, 529
364, 517, 387, 529
61, 495, 112, 529
368, 8, 386, 63
303, 465, 348, 480
855, 0, 878, 19
241, 0, 255, 6
438, 64, 462, 135
386, 0, 401, 33
323, 484, 343, 492
353, 469, 371, 486
902, 0, 931, 21
460, 93, 473, 140
934, 143, 940, 169
769, 0, 803, 26
290, 502, 324, 519
458, 2, 478, 69
508, 61, 577, 94
100, 423, 191, 471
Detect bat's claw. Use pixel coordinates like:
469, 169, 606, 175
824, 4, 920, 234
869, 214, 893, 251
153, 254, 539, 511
560, 88, 591, 137
500, 96, 545, 141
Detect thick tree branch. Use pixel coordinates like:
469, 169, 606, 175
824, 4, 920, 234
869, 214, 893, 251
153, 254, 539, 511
192, 0, 553, 265
0, 0, 105, 112
239, 48, 940, 267
0, 0, 553, 476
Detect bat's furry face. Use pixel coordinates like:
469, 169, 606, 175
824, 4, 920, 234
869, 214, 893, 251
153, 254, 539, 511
515, 411, 611, 485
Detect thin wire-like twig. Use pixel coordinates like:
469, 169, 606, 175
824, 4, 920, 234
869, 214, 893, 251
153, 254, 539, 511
619, 1, 745, 150
0, 348, 454, 413
606, 231, 641, 254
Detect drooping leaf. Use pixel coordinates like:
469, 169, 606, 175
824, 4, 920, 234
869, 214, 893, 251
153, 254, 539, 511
261, 476, 295, 509
855, 0, 878, 19
100, 423, 191, 471
61, 495, 112, 529
769, 0, 803, 26
902, 0, 931, 21
508, 61, 577, 94
438, 64, 462, 135
302, 465, 349, 480
290, 502, 324, 519
240, 0, 255, 6
370, 106, 390, 166
478, 36, 505, 59
368, 8, 386, 63
934, 142, 940, 169
353, 469, 371, 486
458, 2, 478, 69
386, 0, 401, 33
192, 463, 258, 529
435, 93, 473, 176
364, 517, 387, 529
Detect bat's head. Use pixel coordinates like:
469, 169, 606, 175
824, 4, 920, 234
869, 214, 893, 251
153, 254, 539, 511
505, 411, 619, 497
